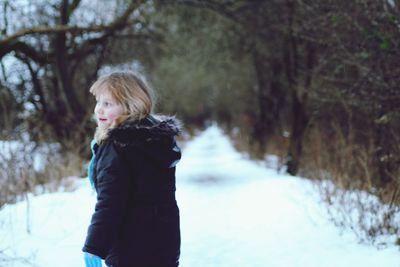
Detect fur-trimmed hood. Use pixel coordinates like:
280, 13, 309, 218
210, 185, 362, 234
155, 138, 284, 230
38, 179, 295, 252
108, 114, 182, 168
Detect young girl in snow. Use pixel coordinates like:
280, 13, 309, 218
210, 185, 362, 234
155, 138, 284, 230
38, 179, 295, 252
83, 71, 182, 267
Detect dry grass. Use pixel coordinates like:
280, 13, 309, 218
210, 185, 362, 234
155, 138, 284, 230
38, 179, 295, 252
301, 122, 400, 245
227, 125, 290, 170
0, 138, 86, 208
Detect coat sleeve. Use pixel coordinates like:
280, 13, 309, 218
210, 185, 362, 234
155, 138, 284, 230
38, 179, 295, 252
82, 140, 129, 259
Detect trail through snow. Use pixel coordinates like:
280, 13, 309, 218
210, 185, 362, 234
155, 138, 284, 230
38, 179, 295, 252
0, 124, 399, 267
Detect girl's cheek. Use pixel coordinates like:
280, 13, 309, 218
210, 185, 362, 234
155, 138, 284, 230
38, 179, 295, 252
110, 110, 121, 120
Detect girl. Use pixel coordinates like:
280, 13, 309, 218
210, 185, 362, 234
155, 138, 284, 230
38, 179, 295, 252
82, 71, 182, 267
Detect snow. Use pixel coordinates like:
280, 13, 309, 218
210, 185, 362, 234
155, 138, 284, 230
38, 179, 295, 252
0, 124, 399, 267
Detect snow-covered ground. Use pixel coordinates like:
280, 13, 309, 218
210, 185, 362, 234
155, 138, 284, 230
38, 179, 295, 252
0, 124, 399, 267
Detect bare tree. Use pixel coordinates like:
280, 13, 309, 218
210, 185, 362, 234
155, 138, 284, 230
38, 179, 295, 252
0, 0, 159, 152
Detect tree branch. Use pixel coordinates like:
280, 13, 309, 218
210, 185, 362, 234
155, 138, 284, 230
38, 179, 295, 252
0, 0, 137, 52
16, 56, 43, 112
0, 41, 48, 63
68, 0, 82, 17
0, 25, 124, 47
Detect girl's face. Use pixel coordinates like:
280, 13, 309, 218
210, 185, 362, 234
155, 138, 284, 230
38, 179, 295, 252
94, 91, 124, 128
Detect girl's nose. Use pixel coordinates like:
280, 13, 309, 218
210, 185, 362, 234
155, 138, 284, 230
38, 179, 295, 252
94, 104, 103, 115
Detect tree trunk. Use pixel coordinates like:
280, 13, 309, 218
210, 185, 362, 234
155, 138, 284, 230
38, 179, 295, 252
286, 42, 315, 175
372, 117, 395, 186
251, 49, 284, 154
286, 91, 308, 175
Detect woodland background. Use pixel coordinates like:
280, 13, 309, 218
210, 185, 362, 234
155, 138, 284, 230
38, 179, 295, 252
0, 0, 399, 245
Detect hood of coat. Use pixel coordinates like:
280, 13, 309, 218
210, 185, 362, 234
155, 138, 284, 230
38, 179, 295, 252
108, 114, 182, 168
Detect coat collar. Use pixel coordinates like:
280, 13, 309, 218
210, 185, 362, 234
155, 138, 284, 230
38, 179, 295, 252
108, 114, 182, 146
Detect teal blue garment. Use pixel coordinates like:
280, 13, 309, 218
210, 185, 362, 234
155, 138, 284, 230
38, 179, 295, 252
87, 139, 97, 188
84, 252, 102, 267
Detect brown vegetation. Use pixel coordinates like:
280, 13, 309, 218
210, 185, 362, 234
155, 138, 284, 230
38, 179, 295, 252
0, 137, 85, 208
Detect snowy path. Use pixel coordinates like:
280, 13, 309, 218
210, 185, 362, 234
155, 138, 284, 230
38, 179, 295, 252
177, 125, 399, 267
0, 124, 399, 267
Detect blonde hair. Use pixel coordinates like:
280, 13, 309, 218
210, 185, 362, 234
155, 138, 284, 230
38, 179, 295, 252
90, 71, 155, 143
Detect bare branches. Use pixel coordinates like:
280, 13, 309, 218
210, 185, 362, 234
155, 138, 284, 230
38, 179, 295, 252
0, 0, 140, 59
1, 24, 123, 47
67, 0, 82, 18
0, 0, 153, 148
0, 41, 47, 63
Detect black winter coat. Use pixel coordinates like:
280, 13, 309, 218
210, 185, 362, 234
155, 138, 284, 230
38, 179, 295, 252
82, 115, 182, 267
